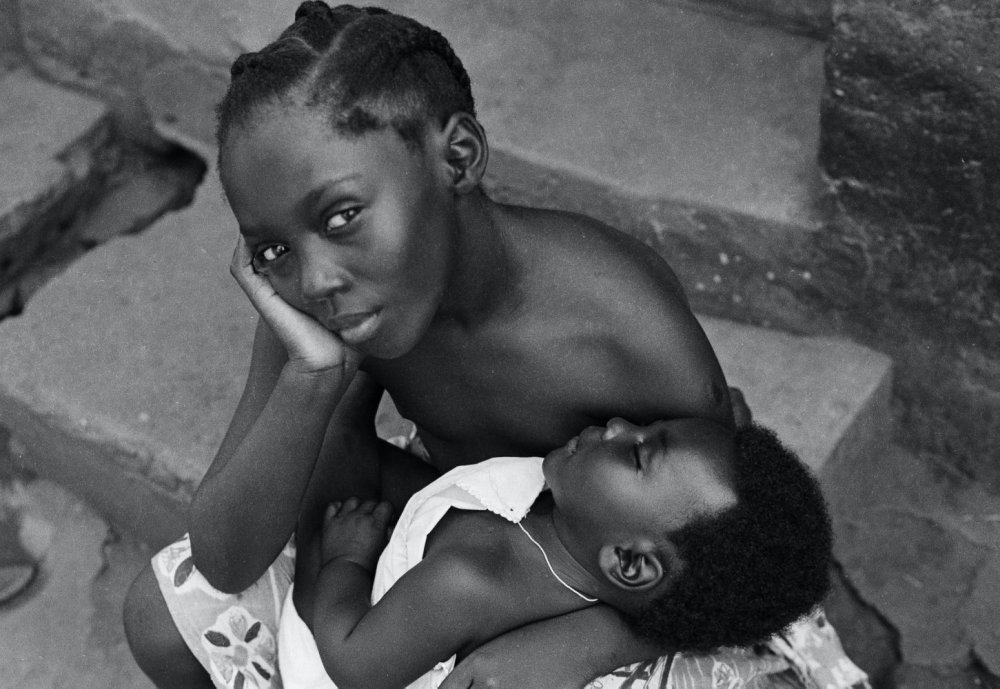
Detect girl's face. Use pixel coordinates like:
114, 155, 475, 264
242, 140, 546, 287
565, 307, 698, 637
219, 105, 456, 358
543, 417, 737, 548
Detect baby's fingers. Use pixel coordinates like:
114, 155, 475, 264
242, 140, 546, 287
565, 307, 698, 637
323, 502, 343, 525
372, 501, 394, 530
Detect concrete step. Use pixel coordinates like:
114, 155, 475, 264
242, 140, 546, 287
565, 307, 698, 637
18, 0, 827, 319
0, 166, 891, 549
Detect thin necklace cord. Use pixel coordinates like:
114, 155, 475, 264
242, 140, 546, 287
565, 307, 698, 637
517, 521, 598, 603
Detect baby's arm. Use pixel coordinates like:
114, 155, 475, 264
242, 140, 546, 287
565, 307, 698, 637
314, 499, 487, 689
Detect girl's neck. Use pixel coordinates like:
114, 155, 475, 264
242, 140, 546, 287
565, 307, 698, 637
435, 191, 520, 328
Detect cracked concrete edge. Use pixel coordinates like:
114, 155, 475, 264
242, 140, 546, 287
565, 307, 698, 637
0, 89, 121, 312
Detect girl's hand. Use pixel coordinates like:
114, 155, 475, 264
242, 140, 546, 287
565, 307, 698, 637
230, 236, 362, 377
321, 498, 394, 572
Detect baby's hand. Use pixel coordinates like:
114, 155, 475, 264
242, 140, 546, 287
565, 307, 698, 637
230, 236, 362, 377
321, 498, 394, 572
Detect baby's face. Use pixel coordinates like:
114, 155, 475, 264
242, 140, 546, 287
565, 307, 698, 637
219, 104, 456, 358
543, 417, 736, 543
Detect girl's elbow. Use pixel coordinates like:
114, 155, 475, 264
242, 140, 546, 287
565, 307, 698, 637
187, 531, 252, 593
319, 657, 367, 689
319, 646, 390, 689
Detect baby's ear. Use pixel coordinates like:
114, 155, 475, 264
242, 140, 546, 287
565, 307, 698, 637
439, 112, 488, 194
599, 540, 678, 594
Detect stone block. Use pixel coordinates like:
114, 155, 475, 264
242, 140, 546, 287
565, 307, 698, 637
699, 317, 892, 474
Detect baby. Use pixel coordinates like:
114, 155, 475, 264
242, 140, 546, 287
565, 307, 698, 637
284, 418, 832, 689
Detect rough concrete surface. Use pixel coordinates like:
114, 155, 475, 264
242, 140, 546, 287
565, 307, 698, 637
824, 439, 1000, 683
0, 475, 153, 689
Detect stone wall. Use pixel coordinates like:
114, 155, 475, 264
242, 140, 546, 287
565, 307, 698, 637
817, 0, 1000, 490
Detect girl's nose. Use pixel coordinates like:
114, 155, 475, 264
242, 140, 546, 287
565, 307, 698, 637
299, 254, 349, 303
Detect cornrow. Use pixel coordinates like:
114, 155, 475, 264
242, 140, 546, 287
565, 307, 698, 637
216, 2, 475, 150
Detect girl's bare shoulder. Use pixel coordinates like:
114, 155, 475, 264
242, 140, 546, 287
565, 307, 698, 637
501, 204, 692, 331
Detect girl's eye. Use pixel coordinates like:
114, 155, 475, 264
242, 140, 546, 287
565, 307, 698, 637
325, 207, 361, 233
252, 244, 288, 269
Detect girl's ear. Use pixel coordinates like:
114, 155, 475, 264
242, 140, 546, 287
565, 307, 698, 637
598, 540, 678, 594
439, 112, 488, 194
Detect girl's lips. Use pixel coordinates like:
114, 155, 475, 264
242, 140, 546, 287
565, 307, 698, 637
327, 310, 381, 344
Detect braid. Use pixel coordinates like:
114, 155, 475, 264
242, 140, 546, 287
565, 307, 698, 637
217, 2, 477, 149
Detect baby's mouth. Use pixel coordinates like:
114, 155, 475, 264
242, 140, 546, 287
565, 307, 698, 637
566, 436, 580, 455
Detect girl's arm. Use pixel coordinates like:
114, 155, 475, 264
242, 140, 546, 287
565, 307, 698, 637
440, 607, 665, 689
188, 238, 378, 592
314, 499, 490, 689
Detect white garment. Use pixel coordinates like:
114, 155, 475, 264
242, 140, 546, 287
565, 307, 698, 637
278, 455, 547, 689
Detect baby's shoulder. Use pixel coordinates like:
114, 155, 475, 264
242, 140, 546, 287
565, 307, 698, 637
422, 512, 518, 595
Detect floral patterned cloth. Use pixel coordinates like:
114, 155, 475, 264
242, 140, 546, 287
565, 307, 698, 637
585, 610, 871, 689
153, 533, 294, 689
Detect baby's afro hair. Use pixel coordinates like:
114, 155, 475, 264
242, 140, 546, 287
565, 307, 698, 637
624, 424, 833, 653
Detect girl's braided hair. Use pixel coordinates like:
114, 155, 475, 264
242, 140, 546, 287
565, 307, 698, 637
217, 2, 476, 149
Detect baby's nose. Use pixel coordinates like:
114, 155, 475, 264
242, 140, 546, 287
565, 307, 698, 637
601, 417, 637, 440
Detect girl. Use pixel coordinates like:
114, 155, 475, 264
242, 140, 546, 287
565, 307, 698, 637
125, 4, 869, 689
